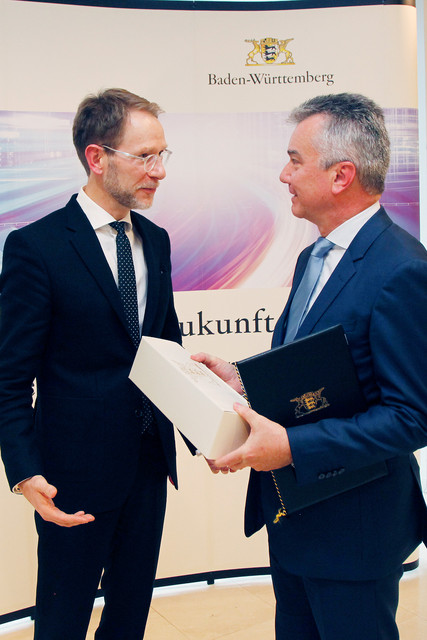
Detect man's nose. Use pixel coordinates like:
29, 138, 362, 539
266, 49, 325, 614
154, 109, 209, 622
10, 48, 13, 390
147, 157, 166, 180
279, 162, 291, 184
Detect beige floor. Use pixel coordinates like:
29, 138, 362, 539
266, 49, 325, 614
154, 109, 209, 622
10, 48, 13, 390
1, 559, 427, 640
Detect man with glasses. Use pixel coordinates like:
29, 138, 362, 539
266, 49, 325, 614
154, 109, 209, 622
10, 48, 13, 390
0, 88, 181, 639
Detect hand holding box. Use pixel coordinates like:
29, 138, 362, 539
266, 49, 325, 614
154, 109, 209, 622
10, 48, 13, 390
129, 337, 249, 458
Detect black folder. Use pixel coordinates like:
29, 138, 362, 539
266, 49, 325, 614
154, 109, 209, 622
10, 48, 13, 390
236, 325, 388, 516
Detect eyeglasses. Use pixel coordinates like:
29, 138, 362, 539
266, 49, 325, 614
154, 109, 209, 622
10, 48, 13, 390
102, 145, 172, 172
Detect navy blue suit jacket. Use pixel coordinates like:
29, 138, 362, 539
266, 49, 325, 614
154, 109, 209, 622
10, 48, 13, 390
0, 195, 181, 514
245, 208, 427, 581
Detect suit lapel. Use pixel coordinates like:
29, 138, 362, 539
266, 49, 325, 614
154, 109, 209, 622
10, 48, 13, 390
64, 197, 129, 335
131, 212, 162, 337
282, 208, 393, 340
298, 251, 356, 336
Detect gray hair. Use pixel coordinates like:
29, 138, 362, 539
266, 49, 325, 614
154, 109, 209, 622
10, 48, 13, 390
289, 93, 390, 195
73, 88, 163, 175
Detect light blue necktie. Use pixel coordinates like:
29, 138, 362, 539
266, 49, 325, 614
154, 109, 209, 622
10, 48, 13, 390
110, 221, 154, 434
284, 237, 335, 344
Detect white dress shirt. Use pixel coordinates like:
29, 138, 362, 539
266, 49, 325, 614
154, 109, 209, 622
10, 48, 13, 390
307, 202, 381, 312
77, 188, 148, 330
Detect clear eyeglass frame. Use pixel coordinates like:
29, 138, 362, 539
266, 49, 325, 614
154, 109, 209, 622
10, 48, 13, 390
102, 145, 172, 172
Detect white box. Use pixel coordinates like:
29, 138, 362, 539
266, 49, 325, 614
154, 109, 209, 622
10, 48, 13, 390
129, 337, 249, 459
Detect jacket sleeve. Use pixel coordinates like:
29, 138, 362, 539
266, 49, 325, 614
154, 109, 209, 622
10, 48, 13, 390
0, 230, 50, 489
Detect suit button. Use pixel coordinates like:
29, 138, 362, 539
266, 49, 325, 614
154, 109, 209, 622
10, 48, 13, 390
318, 473, 326, 480
134, 409, 144, 418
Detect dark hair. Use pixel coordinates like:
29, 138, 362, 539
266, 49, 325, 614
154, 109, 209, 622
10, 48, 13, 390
72, 88, 163, 175
289, 93, 390, 195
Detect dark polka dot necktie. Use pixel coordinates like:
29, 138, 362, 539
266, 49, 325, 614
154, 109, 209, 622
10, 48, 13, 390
110, 221, 140, 349
110, 220, 155, 435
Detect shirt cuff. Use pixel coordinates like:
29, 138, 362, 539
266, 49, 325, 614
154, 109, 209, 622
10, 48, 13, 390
12, 477, 32, 494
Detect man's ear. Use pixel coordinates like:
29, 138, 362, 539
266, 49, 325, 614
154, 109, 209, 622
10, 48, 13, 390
331, 161, 357, 195
85, 144, 105, 176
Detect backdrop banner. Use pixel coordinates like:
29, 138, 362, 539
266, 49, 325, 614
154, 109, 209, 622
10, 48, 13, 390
0, 0, 419, 361
0, 0, 419, 616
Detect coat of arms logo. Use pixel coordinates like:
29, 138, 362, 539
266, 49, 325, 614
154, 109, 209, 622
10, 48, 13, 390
245, 37, 295, 66
290, 387, 330, 419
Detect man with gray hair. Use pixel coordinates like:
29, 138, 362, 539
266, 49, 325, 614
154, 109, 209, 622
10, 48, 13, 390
194, 93, 427, 639
0, 88, 181, 639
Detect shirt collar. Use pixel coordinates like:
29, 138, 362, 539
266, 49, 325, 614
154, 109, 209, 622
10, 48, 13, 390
327, 202, 381, 250
77, 188, 133, 230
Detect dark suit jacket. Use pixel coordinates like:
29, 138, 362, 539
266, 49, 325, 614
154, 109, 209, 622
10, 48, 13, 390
0, 195, 181, 514
245, 208, 427, 581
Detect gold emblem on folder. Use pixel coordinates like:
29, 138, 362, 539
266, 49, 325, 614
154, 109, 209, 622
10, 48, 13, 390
291, 387, 330, 419
245, 38, 295, 66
